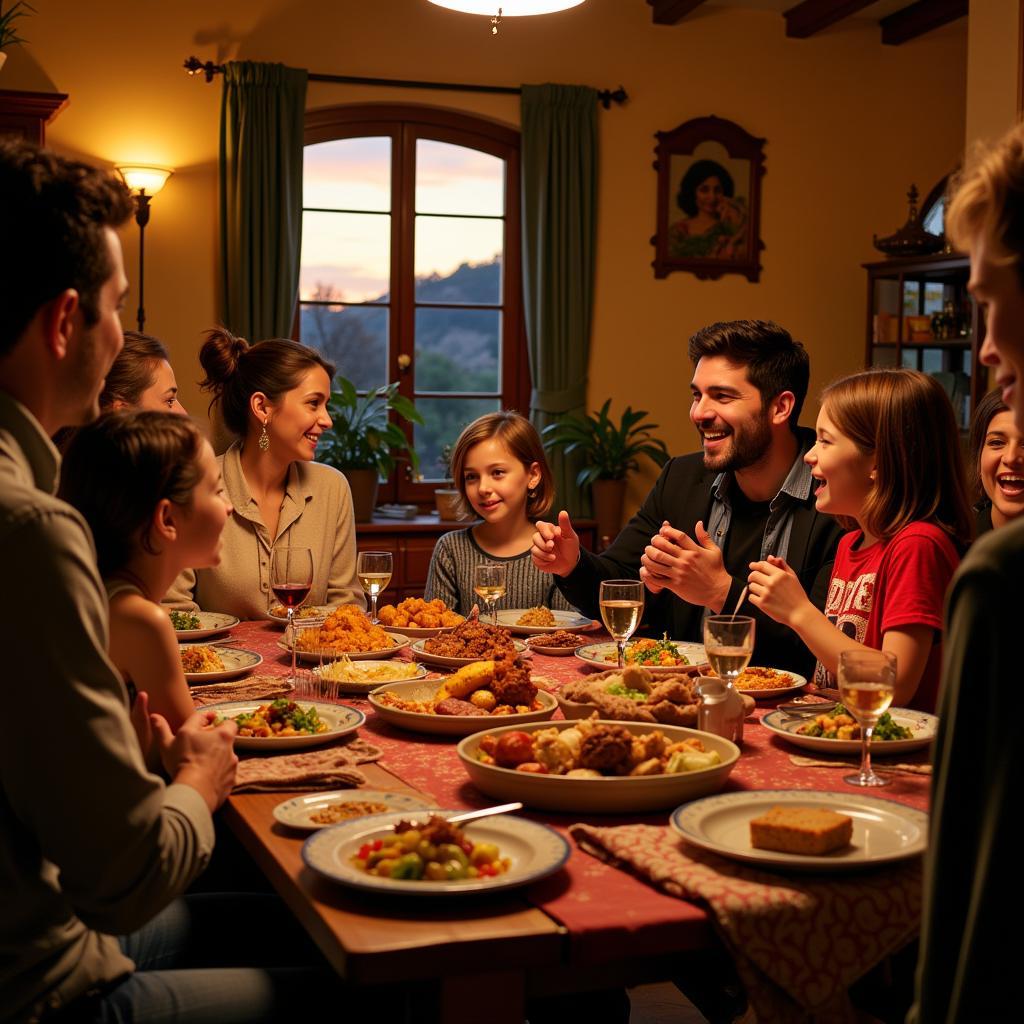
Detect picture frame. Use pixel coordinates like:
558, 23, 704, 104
652, 115, 766, 282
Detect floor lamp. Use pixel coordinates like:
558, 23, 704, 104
116, 165, 173, 333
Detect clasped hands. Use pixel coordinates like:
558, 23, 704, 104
639, 520, 732, 612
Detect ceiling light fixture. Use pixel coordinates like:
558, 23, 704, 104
427, 1, 587, 35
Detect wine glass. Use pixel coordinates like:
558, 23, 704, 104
270, 546, 313, 683
473, 563, 507, 626
599, 580, 644, 668
703, 615, 756, 687
838, 649, 897, 788
357, 550, 393, 624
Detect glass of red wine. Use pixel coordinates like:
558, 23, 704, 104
270, 546, 313, 682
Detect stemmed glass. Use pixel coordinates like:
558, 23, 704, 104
838, 649, 897, 788
357, 550, 393, 624
270, 546, 313, 683
599, 580, 644, 668
703, 615, 756, 687
473, 563, 507, 626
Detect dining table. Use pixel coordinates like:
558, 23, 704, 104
200, 619, 932, 1024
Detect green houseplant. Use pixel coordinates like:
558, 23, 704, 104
317, 378, 423, 522
0, 2, 34, 70
542, 399, 670, 542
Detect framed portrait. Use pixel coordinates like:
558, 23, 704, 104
652, 116, 766, 282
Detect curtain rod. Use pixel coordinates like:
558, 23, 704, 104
182, 57, 627, 109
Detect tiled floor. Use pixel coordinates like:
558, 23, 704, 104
628, 982, 708, 1023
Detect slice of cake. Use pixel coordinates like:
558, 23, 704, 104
749, 805, 853, 855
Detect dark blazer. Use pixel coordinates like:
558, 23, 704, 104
556, 444, 845, 679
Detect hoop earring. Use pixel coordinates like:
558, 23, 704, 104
258, 421, 270, 452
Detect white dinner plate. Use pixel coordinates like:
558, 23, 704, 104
313, 659, 429, 694
735, 668, 808, 700
181, 645, 263, 683
671, 789, 928, 872
368, 680, 558, 736
410, 637, 529, 669
494, 608, 597, 636
384, 623, 461, 639
301, 810, 570, 895
171, 610, 240, 641
760, 707, 937, 756
574, 640, 706, 674
278, 632, 409, 663
525, 635, 587, 656
273, 790, 431, 833
206, 699, 364, 750
266, 605, 336, 629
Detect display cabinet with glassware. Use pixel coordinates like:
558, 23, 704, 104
863, 253, 984, 432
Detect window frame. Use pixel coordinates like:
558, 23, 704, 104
301, 103, 530, 506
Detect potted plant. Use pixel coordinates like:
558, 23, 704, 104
0, 2, 33, 72
316, 378, 423, 522
433, 442, 464, 522
542, 399, 670, 543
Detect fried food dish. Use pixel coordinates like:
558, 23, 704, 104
295, 606, 395, 653
377, 597, 464, 629
516, 607, 556, 627
527, 630, 586, 649
422, 619, 518, 659
310, 800, 391, 825
560, 667, 701, 726
180, 645, 225, 673
736, 666, 794, 690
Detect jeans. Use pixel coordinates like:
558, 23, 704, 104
86, 893, 338, 1023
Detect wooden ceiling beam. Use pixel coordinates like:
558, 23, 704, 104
646, 0, 709, 26
880, 0, 968, 46
783, 1, 877, 39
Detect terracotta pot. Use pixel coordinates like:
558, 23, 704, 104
341, 468, 380, 523
434, 487, 466, 522
591, 477, 626, 550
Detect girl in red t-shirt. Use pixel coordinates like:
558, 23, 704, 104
746, 369, 974, 711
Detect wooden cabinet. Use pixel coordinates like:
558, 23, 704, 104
355, 515, 598, 606
864, 253, 985, 430
0, 88, 68, 144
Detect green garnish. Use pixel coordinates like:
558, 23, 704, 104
169, 610, 201, 631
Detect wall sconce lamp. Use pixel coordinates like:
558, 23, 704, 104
116, 165, 173, 332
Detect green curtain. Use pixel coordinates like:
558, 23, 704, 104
220, 61, 308, 340
520, 84, 598, 518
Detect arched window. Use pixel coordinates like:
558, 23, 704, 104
300, 104, 528, 505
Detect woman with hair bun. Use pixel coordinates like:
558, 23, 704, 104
163, 327, 363, 618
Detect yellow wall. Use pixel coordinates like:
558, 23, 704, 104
965, 0, 1021, 149
4, 0, 967, 517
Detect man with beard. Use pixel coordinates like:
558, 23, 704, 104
531, 320, 843, 676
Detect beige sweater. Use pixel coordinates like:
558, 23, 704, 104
165, 443, 364, 619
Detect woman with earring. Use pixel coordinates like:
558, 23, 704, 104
164, 328, 364, 618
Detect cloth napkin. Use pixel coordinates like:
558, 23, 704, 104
191, 674, 295, 707
233, 736, 383, 792
570, 823, 922, 1024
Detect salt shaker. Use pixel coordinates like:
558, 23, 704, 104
696, 675, 745, 744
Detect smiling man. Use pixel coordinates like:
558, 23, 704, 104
532, 320, 844, 676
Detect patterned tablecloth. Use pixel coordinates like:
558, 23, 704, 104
206, 619, 931, 963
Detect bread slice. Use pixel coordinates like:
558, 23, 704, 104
749, 805, 853, 856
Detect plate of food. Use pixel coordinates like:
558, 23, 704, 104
495, 608, 596, 636
525, 630, 592, 656
761, 704, 937, 755
266, 603, 336, 628
273, 790, 432, 833
180, 644, 263, 683
377, 597, 465, 637
282, 606, 409, 662
574, 638, 706, 674
369, 660, 557, 736
302, 809, 570, 895
457, 718, 739, 813
557, 666, 703, 725
207, 698, 364, 750
670, 789, 928, 871
734, 667, 808, 699
313, 658, 429, 694
170, 610, 240, 641
410, 620, 527, 668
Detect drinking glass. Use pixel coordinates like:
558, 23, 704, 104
599, 580, 644, 668
838, 649, 897, 788
270, 546, 314, 683
473, 562, 507, 626
357, 550, 393, 624
703, 615, 756, 686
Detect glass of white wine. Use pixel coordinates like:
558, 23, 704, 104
703, 614, 756, 686
357, 550, 393, 624
473, 562, 507, 625
599, 580, 644, 668
838, 649, 897, 788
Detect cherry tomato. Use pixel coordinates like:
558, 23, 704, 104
494, 731, 535, 767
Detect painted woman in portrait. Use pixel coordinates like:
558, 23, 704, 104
669, 158, 748, 260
